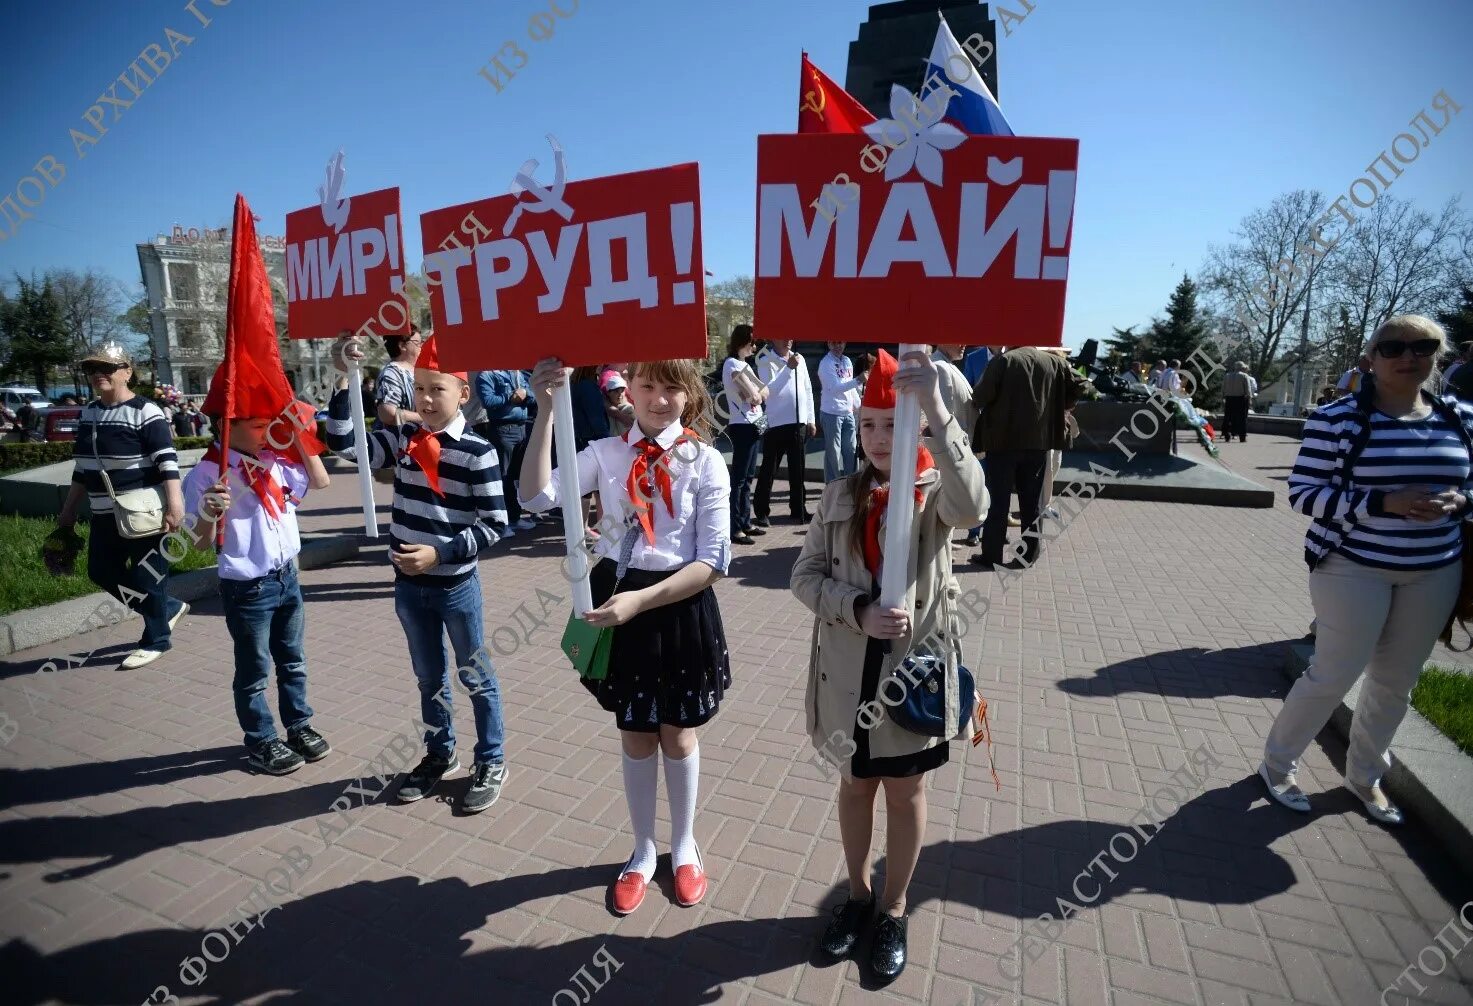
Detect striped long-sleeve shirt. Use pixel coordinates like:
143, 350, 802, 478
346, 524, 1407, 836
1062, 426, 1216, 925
1288, 391, 1473, 570
71, 397, 179, 514
326, 388, 506, 586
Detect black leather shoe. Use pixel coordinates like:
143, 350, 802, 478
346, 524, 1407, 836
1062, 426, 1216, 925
753, 516, 771, 527
819, 896, 872, 960
746, 526, 767, 536
732, 531, 755, 545
792, 511, 813, 524
870, 912, 907, 981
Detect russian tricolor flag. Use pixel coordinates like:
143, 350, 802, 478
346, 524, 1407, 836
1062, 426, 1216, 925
921, 16, 1014, 137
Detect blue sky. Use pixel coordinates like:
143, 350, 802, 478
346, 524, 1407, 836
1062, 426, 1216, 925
1, 0, 1470, 349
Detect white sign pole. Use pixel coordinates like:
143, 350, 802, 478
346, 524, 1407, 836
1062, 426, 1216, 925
551, 380, 593, 614
879, 343, 927, 612
344, 360, 378, 538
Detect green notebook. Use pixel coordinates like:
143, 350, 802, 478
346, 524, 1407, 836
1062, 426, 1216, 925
561, 613, 613, 680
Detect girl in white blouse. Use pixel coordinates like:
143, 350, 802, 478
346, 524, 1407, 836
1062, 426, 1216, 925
520, 357, 732, 916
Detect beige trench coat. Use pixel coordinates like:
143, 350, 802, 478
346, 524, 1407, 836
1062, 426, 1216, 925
791, 413, 990, 776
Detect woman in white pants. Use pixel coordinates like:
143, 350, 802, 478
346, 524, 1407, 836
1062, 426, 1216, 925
1262, 315, 1473, 825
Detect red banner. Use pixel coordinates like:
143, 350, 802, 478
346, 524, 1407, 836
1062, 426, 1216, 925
284, 186, 407, 339
754, 134, 1079, 345
420, 163, 707, 372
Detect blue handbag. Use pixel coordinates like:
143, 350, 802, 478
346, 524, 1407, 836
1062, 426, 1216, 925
885, 651, 975, 739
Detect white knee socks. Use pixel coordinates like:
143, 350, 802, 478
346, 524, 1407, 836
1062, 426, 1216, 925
622, 750, 659, 880
664, 744, 701, 869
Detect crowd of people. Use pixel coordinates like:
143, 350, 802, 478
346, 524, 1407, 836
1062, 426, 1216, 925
41, 311, 1473, 985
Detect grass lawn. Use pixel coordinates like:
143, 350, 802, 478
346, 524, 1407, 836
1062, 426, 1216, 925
1413, 665, 1473, 757
0, 514, 217, 616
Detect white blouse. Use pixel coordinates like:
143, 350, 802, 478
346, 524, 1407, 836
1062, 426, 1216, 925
520, 422, 733, 573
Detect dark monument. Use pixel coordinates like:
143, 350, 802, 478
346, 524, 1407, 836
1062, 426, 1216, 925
845, 0, 1000, 119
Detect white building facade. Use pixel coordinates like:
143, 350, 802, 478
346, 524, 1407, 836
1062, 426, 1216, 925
135, 226, 333, 401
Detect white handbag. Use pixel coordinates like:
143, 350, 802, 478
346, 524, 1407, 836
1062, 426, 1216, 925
92, 421, 166, 539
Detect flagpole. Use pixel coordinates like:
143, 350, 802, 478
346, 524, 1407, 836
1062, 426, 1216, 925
879, 343, 927, 613
551, 380, 593, 615
345, 360, 378, 538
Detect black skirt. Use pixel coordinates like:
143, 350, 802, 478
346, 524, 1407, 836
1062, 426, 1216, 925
850, 637, 950, 780
584, 558, 732, 732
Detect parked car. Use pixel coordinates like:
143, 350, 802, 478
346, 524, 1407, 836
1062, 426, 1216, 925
0, 386, 51, 414
44, 406, 83, 442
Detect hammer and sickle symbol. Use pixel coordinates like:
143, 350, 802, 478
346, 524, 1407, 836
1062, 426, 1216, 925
801, 85, 827, 118
502, 133, 573, 237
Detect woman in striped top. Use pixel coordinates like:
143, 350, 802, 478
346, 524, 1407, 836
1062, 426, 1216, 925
1262, 315, 1473, 825
56, 342, 188, 670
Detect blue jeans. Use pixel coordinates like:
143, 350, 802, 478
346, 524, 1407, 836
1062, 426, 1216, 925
394, 571, 505, 764
220, 563, 312, 747
727, 422, 761, 532
88, 515, 183, 652
819, 411, 856, 482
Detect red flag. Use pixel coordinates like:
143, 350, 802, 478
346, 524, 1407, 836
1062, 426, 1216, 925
202, 195, 295, 423
798, 53, 876, 134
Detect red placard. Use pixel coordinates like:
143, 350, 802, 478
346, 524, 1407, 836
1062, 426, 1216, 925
754, 134, 1079, 345
284, 186, 407, 339
420, 163, 706, 372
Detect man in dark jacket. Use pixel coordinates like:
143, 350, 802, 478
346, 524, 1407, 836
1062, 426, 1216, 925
475, 370, 535, 534
970, 346, 1090, 569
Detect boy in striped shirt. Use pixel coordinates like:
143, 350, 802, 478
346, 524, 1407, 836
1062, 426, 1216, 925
327, 332, 510, 814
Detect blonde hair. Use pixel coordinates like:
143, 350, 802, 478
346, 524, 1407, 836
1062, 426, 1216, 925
628, 359, 714, 442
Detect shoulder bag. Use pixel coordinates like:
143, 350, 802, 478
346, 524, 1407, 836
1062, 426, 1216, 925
561, 517, 640, 679
91, 413, 167, 539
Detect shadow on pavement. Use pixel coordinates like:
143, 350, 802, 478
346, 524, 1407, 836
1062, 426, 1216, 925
0, 780, 355, 882
727, 545, 802, 591
0, 746, 240, 813
0, 776, 1344, 1005
1056, 642, 1295, 700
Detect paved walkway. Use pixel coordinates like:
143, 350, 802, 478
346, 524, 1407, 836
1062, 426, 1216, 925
2, 435, 1471, 1005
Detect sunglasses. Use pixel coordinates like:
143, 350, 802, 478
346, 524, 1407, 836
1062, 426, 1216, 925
1373, 339, 1440, 359
83, 362, 127, 375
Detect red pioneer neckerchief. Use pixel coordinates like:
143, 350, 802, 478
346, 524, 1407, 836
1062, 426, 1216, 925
203, 444, 286, 521
625, 427, 699, 545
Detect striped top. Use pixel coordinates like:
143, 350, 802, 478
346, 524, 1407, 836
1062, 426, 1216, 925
1288, 391, 1473, 570
70, 397, 179, 514
326, 388, 506, 586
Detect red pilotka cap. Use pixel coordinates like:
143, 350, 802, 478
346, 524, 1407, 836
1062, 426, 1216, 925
414, 334, 468, 382
860, 348, 899, 410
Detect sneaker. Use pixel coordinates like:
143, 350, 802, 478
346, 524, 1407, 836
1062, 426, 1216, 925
248, 738, 305, 776
120, 648, 164, 670
819, 895, 873, 960
397, 753, 460, 803
460, 761, 507, 814
286, 725, 331, 762
168, 601, 190, 631
515, 516, 538, 531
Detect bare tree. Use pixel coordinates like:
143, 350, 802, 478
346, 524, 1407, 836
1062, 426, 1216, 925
1199, 190, 1336, 385
1316, 195, 1472, 368
49, 269, 127, 394
707, 275, 754, 309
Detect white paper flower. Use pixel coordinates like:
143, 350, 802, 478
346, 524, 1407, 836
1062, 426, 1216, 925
862, 84, 967, 186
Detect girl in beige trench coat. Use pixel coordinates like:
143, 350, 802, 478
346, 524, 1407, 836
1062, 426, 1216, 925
791, 349, 989, 982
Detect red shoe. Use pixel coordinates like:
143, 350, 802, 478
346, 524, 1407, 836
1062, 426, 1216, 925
612, 871, 648, 915
673, 849, 707, 907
